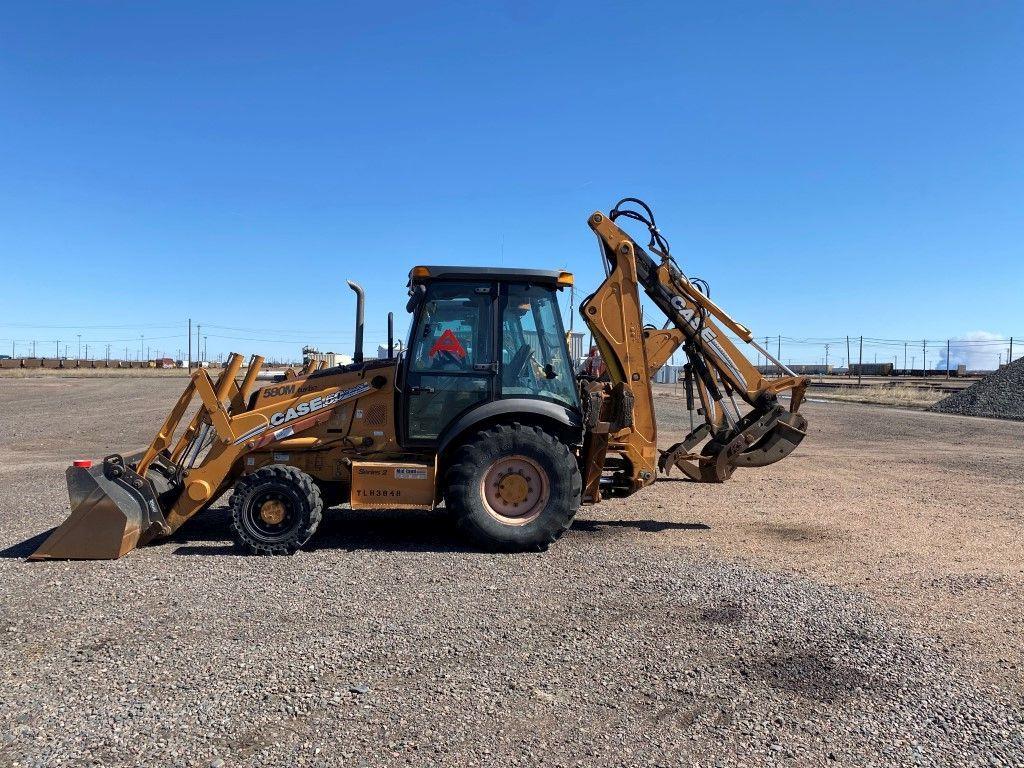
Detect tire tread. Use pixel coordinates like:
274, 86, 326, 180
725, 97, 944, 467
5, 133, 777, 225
230, 465, 323, 555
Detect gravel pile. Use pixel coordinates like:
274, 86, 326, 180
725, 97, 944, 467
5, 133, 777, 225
930, 357, 1024, 421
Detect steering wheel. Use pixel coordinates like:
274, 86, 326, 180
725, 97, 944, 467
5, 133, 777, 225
431, 349, 465, 370
504, 345, 532, 383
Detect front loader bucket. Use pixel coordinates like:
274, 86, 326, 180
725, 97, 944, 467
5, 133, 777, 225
29, 454, 171, 560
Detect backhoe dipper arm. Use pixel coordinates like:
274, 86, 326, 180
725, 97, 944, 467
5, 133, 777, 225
578, 201, 809, 497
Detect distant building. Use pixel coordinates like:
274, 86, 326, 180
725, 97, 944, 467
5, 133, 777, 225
302, 345, 351, 369
377, 341, 405, 359
653, 364, 685, 384
566, 331, 585, 364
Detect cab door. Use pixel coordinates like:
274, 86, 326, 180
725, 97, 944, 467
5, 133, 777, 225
402, 281, 496, 446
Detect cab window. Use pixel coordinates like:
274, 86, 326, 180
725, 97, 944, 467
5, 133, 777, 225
405, 281, 494, 442
410, 283, 491, 372
500, 284, 578, 409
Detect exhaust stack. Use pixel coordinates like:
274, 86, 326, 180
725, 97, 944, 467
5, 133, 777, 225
387, 311, 394, 358
347, 280, 364, 364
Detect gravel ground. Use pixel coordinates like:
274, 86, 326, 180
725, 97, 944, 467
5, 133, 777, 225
930, 357, 1024, 421
1, 378, 1022, 767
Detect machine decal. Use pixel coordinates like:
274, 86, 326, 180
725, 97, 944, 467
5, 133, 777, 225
395, 467, 427, 480
233, 423, 269, 446
268, 382, 371, 427
671, 303, 747, 389
428, 328, 466, 359
262, 384, 296, 398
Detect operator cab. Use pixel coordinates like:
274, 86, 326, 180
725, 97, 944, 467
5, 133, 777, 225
399, 266, 581, 448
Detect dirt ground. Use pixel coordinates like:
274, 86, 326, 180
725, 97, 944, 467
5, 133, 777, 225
650, 387, 1024, 679
0, 377, 1021, 766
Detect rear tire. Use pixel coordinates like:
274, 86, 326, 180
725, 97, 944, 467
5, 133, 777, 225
230, 465, 323, 555
445, 423, 581, 552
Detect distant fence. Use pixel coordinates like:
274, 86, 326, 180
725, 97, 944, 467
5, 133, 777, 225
0, 358, 222, 370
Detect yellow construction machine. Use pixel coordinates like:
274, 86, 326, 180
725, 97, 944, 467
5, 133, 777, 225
30, 198, 809, 559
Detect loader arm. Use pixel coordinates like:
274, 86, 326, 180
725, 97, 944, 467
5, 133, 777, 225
579, 199, 809, 499
29, 352, 383, 559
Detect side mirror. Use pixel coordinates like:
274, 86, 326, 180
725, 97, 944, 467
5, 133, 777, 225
406, 285, 426, 313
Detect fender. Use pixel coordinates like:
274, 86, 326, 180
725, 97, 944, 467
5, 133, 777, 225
437, 398, 584, 455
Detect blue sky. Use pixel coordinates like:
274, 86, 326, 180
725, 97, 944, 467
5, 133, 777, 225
1, 2, 1021, 368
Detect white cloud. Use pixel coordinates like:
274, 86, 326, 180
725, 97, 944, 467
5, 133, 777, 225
934, 331, 1010, 372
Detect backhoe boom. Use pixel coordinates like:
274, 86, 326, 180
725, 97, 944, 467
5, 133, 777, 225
579, 200, 809, 498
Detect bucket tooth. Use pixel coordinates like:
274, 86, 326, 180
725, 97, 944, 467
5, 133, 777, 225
28, 455, 170, 561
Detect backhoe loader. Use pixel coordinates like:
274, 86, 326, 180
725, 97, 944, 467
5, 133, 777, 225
30, 198, 809, 559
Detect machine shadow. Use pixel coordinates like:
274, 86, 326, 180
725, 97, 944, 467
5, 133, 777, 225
165, 507, 709, 556
167, 505, 476, 555
0, 529, 55, 559
6, 511, 711, 560
570, 519, 710, 534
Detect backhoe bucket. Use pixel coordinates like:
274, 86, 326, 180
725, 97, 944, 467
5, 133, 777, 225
29, 454, 171, 560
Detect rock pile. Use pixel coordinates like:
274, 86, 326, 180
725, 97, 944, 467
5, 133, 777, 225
930, 357, 1024, 421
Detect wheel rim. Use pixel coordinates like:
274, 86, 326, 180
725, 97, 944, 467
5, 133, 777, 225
243, 491, 297, 542
481, 455, 549, 526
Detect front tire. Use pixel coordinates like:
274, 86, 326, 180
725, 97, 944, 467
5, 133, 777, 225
230, 465, 323, 555
445, 423, 581, 552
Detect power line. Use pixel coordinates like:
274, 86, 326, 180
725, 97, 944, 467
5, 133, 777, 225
0, 322, 179, 330
0, 334, 182, 344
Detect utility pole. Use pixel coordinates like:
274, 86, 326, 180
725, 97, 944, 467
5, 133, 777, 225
106, 344, 110, 361
946, 339, 950, 378
922, 339, 927, 378
857, 335, 863, 385
846, 335, 851, 376
77, 334, 81, 359
568, 283, 575, 333
824, 343, 830, 370
84, 343, 88, 361
203, 335, 207, 363
188, 319, 192, 371
903, 342, 907, 373
147, 346, 150, 362
777, 335, 782, 363
1010, 337, 1014, 363
197, 324, 201, 363
125, 345, 128, 361
56, 339, 60, 359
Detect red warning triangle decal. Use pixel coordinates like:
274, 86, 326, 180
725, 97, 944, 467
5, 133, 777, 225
428, 328, 467, 359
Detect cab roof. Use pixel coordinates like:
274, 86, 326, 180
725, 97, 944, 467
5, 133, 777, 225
409, 265, 572, 287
